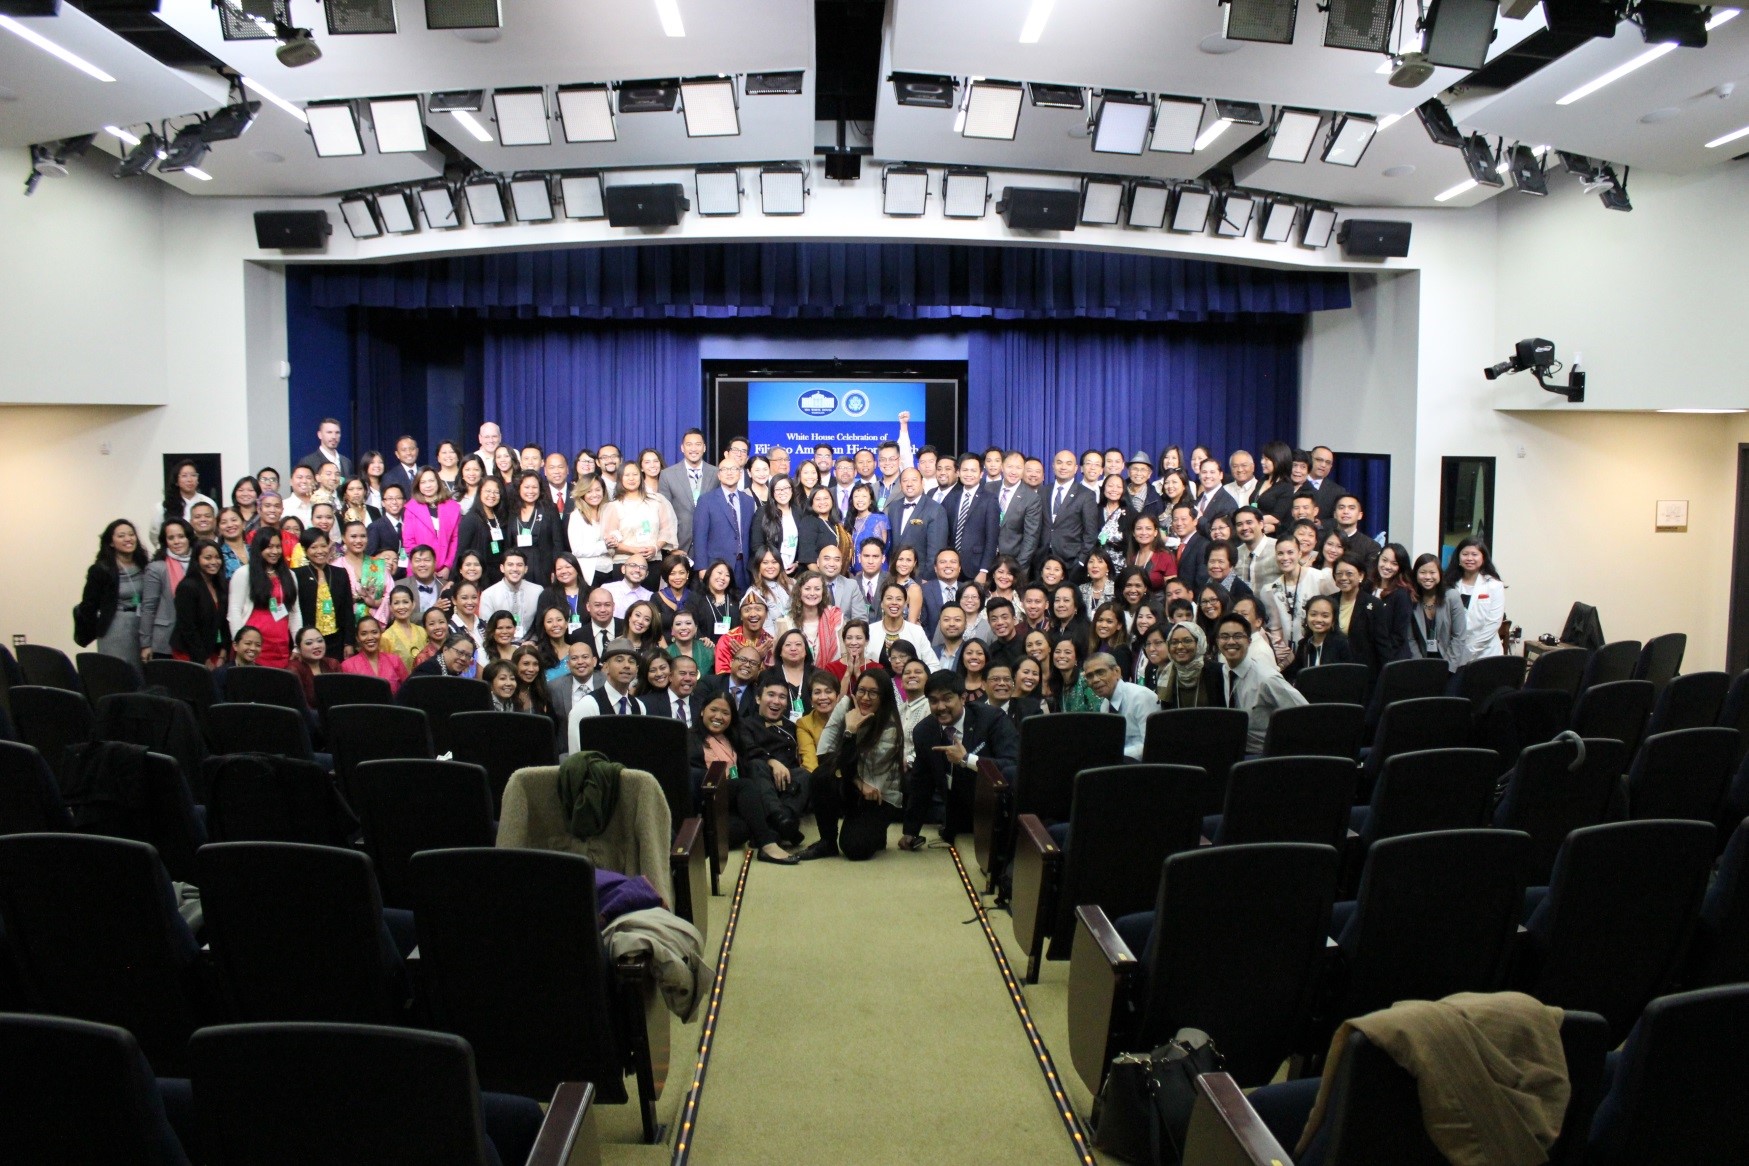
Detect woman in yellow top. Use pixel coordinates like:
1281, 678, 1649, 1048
378, 584, 428, 673
795, 671, 841, 772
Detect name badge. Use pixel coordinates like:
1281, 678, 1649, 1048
488, 523, 502, 541
714, 616, 731, 636
268, 598, 288, 622
517, 531, 533, 548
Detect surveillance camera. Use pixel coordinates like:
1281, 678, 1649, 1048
1483, 337, 1583, 402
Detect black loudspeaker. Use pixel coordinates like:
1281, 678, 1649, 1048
254, 210, 331, 250
0, 0, 60, 13
998, 187, 1079, 231
823, 153, 862, 181
603, 183, 689, 227
1338, 219, 1412, 258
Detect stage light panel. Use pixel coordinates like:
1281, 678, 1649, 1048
464, 177, 508, 224
557, 85, 615, 142
1300, 205, 1337, 248
510, 174, 554, 221
307, 102, 364, 156
882, 166, 929, 216
963, 79, 1023, 140
942, 168, 990, 218
1028, 82, 1084, 108
368, 97, 427, 153
1170, 187, 1212, 232
1128, 181, 1169, 228
372, 190, 418, 233
892, 73, 955, 108
1259, 198, 1298, 242
760, 165, 806, 215
339, 195, 380, 238
1226, 0, 1299, 44
492, 88, 551, 146
1080, 178, 1124, 225
1321, 114, 1378, 166
418, 183, 461, 229
694, 166, 742, 215
619, 79, 679, 113
1214, 191, 1256, 236
1149, 98, 1204, 153
560, 173, 605, 219
1093, 92, 1152, 154
681, 77, 740, 137
1268, 108, 1322, 162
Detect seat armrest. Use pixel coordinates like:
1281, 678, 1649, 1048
1010, 813, 1065, 982
1068, 903, 1140, 1097
1015, 812, 1057, 855
702, 760, 728, 793
1183, 1072, 1295, 1166
978, 757, 1009, 794
525, 1081, 600, 1166
1076, 903, 1138, 969
672, 816, 702, 857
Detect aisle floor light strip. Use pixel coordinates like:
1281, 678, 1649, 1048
0, 15, 115, 82
670, 848, 753, 1166
948, 844, 1097, 1166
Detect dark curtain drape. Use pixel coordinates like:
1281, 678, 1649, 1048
1332, 453, 1393, 543
302, 242, 1349, 321
968, 320, 1301, 463
481, 323, 702, 459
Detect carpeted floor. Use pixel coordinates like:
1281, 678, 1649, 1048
678, 827, 1078, 1164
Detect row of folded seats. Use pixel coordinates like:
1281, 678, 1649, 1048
964, 638, 1747, 1162
0, 652, 739, 1153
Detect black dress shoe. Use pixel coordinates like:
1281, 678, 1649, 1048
796, 841, 839, 861
756, 848, 800, 866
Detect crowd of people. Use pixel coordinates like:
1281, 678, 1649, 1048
73, 417, 1508, 864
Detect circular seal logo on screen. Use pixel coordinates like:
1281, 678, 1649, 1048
842, 391, 870, 418
798, 389, 839, 417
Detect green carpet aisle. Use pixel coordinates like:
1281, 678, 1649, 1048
682, 831, 1077, 1163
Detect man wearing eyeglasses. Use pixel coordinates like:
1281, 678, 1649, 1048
1082, 653, 1155, 761
1211, 612, 1307, 755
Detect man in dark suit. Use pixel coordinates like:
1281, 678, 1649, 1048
900, 670, 1020, 847
642, 653, 705, 727
547, 639, 600, 750
656, 429, 716, 560
885, 468, 948, 581
705, 645, 767, 720
1169, 503, 1211, 592
294, 418, 352, 478
991, 452, 1041, 574
690, 462, 759, 591
1192, 458, 1239, 535
1320, 494, 1382, 566
1038, 449, 1097, 576
379, 435, 422, 501
542, 452, 572, 516
580, 589, 625, 662
1307, 446, 1347, 524
942, 454, 1000, 583
364, 483, 408, 571
918, 549, 966, 640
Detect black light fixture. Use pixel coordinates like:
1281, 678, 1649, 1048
427, 90, 484, 113
1027, 82, 1085, 109
325, 0, 396, 34
1416, 98, 1465, 147
618, 79, 679, 114
157, 125, 211, 173
1598, 164, 1631, 211
424, 0, 501, 30
1507, 144, 1548, 195
1557, 151, 1604, 181
891, 73, 955, 108
199, 101, 261, 142
745, 71, 805, 95
1224, 0, 1299, 45
1634, 0, 1708, 47
1461, 134, 1504, 186
113, 131, 164, 178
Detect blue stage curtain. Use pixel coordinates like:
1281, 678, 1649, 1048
967, 320, 1302, 462
1332, 452, 1393, 543
481, 322, 702, 459
301, 242, 1348, 321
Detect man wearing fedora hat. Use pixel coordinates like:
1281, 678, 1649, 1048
565, 636, 643, 752
1123, 451, 1166, 519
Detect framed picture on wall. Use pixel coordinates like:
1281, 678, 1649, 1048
1655, 500, 1688, 531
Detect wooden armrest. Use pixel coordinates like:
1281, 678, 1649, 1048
1076, 903, 1138, 970
525, 1081, 600, 1166
1015, 812, 1058, 855
1183, 1072, 1294, 1166
978, 757, 1009, 794
702, 759, 728, 791
1068, 903, 1141, 1098
671, 816, 702, 857
1011, 813, 1065, 981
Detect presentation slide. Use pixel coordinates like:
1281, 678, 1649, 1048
744, 380, 929, 460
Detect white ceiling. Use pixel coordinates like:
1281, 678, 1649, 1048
3, 0, 1746, 210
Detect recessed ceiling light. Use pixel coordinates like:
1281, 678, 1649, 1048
250, 149, 284, 163
1705, 124, 1749, 148
1150, 98, 1205, 153
1194, 118, 1232, 151
0, 15, 115, 83
1382, 163, 1415, 176
1435, 178, 1478, 201
243, 77, 306, 124
1019, 0, 1054, 42
1640, 106, 1681, 124
1199, 34, 1244, 53
449, 110, 493, 142
681, 77, 739, 137
104, 125, 141, 146
653, 0, 685, 37
1658, 407, 1746, 413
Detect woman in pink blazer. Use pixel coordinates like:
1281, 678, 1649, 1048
402, 467, 462, 573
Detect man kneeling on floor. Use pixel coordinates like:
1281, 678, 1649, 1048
899, 670, 1020, 851
737, 678, 811, 865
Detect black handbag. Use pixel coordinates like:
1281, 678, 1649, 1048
1093, 1028, 1224, 1165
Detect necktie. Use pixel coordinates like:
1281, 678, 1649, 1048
1000, 486, 1012, 523
1224, 666, 1236, 707
956, 490, 974, 546
688, 468, 701, 500
1052, 485, 1066, 520
617, 695, 630, 715
675, 696, 689, 725
727, 493, 741, 544
597, 628, 609, 656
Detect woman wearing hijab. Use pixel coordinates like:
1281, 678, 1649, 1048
1156, 621, 1219, 709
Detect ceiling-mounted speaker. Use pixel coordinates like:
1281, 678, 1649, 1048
0, 0, 61, 14
1338, 219, 1412, 258
1541, 0, 1617, 39
603, 183, 689, 227
997, 187, 1079, 231
1390, 52, 1437, 87
254, 210, 331, 250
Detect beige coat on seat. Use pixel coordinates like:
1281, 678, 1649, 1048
496, 765, 674, 907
